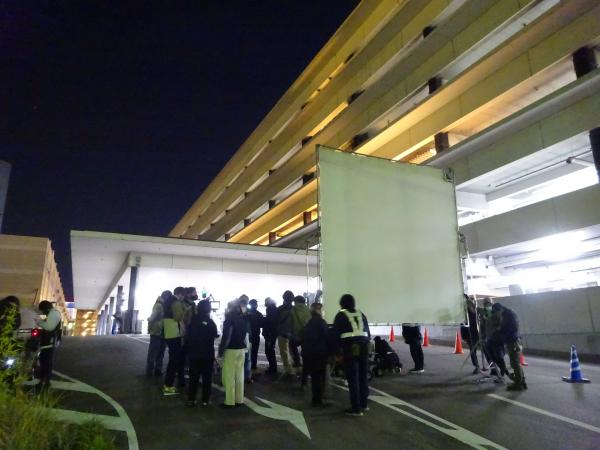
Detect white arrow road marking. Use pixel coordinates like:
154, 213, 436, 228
212, 384, 311, 439
128, 333, 311, 439
51, 371, 139, 450
332, 383, 506, 450
488, 394, 600, 434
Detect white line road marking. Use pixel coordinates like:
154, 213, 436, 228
488, 394, 600, 434
125, 335, 150, 344
44, 408, 131, 432
212, 385, 311, 439
53, 371, 139, 450
127, 335, 310, 438
332, 384, 507, 450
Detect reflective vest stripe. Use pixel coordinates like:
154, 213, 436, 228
340, 309, 368, 339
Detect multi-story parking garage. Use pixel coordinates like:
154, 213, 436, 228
169, 0, 600, 355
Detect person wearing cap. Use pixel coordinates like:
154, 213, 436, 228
218, 298, 248, 407
35, 300, 62, 391
146, 291, 169, 377
262, 297, 278, 375
247, 299, 263, 373
277, 290, 295, 378
333, 294, 370, 416
186, 299, 219, 407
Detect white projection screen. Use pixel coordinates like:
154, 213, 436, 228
318, 147, 464, 325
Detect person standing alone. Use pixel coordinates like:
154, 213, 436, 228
402, 324, 424, 374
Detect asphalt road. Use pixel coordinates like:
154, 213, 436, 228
50, 335, 600, 450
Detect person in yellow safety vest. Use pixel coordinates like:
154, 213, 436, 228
333, 294, 370, 417
35, 300, 62, 392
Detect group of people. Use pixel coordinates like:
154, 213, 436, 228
461, 296, 527, 391
146, 288, 372, 415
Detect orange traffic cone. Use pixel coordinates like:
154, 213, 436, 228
389, 326, 395, 342
423, 328, 430, 347
519, 352, 528, 366
453, 330, 463, 354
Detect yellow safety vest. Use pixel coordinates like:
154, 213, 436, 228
340, 309, 368, 339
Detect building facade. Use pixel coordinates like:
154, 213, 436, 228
172, 0, 600, 303
0, 234, 69, 325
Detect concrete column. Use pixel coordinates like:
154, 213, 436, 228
573, 47, 600, 181
107, 296, 115, 335
102, 304, 109, 335
115, 285, 124, 334
125, 266, 138, 334
97, 312, 105, 335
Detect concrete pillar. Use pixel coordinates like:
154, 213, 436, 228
125, 266, 138, 334
114, 285, 124, 334
102, 304, 109, 335
97, 312, 105, 335
573, 47, 600, 181
107, 296, 115, 335
590, 128, 600, 182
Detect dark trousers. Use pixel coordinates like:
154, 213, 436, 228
408, 341, 424, 370
464, 334, 480, 368
165, 338, 185, 387
486, 339, 508, 376
305, 355, 327, 404
39, 347, 54, 386
290, 339, 301, 367
146, 335, 166, 375
188, 356, 214, 403
264, 337, 277, 373
250, 337, 260, 370
344, 353, 369, 411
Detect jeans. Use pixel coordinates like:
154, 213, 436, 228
165, 338, 185, 387
222, 348, 245, 405
39, 347, 54, 387
188, 356, 214, 403
408, 341, 424, 370
289, 339, 301, 367
344, 352, 369, 412
250, 337, 260, 370
264, 337, 277, 373
146, 335, 166, 375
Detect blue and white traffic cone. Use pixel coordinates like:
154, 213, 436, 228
562, 345, 591, 383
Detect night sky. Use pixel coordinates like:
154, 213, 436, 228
0, 1, 359, 300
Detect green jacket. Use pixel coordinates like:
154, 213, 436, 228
163, 299, 186, 339
147, 298, 164, 336
291, 304, 310, 341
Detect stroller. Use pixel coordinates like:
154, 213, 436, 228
371, 336, 402, 377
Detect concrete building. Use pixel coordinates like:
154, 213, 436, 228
0, 160, 10, 232
171, 1, 600, 355
0, 234, 69, 325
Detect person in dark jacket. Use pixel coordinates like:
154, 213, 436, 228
333, 294, 370, 416
461, 295, 485, 374
402, 325, 424, 373
277, 290, 295, 377
300, 303, 330, 406
247, 299, 263, 372
186, 300, 219, 407
218, 300, 248, 406
262, 297, 278, 375
492, 303, 526, 391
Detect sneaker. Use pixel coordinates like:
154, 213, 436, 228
185, 400, 196, 407
220, 403, 235, 408
202, 401, 210, 406
163, 386, 177, 396
344, 408, 364, 417
472, 367, 481, 375
409, 368, 424, 374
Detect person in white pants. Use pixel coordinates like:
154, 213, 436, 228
218, 299, 248, 407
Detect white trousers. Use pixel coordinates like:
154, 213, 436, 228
222, 348, 245, 406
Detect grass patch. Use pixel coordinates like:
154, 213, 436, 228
0, 303, 117, 450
